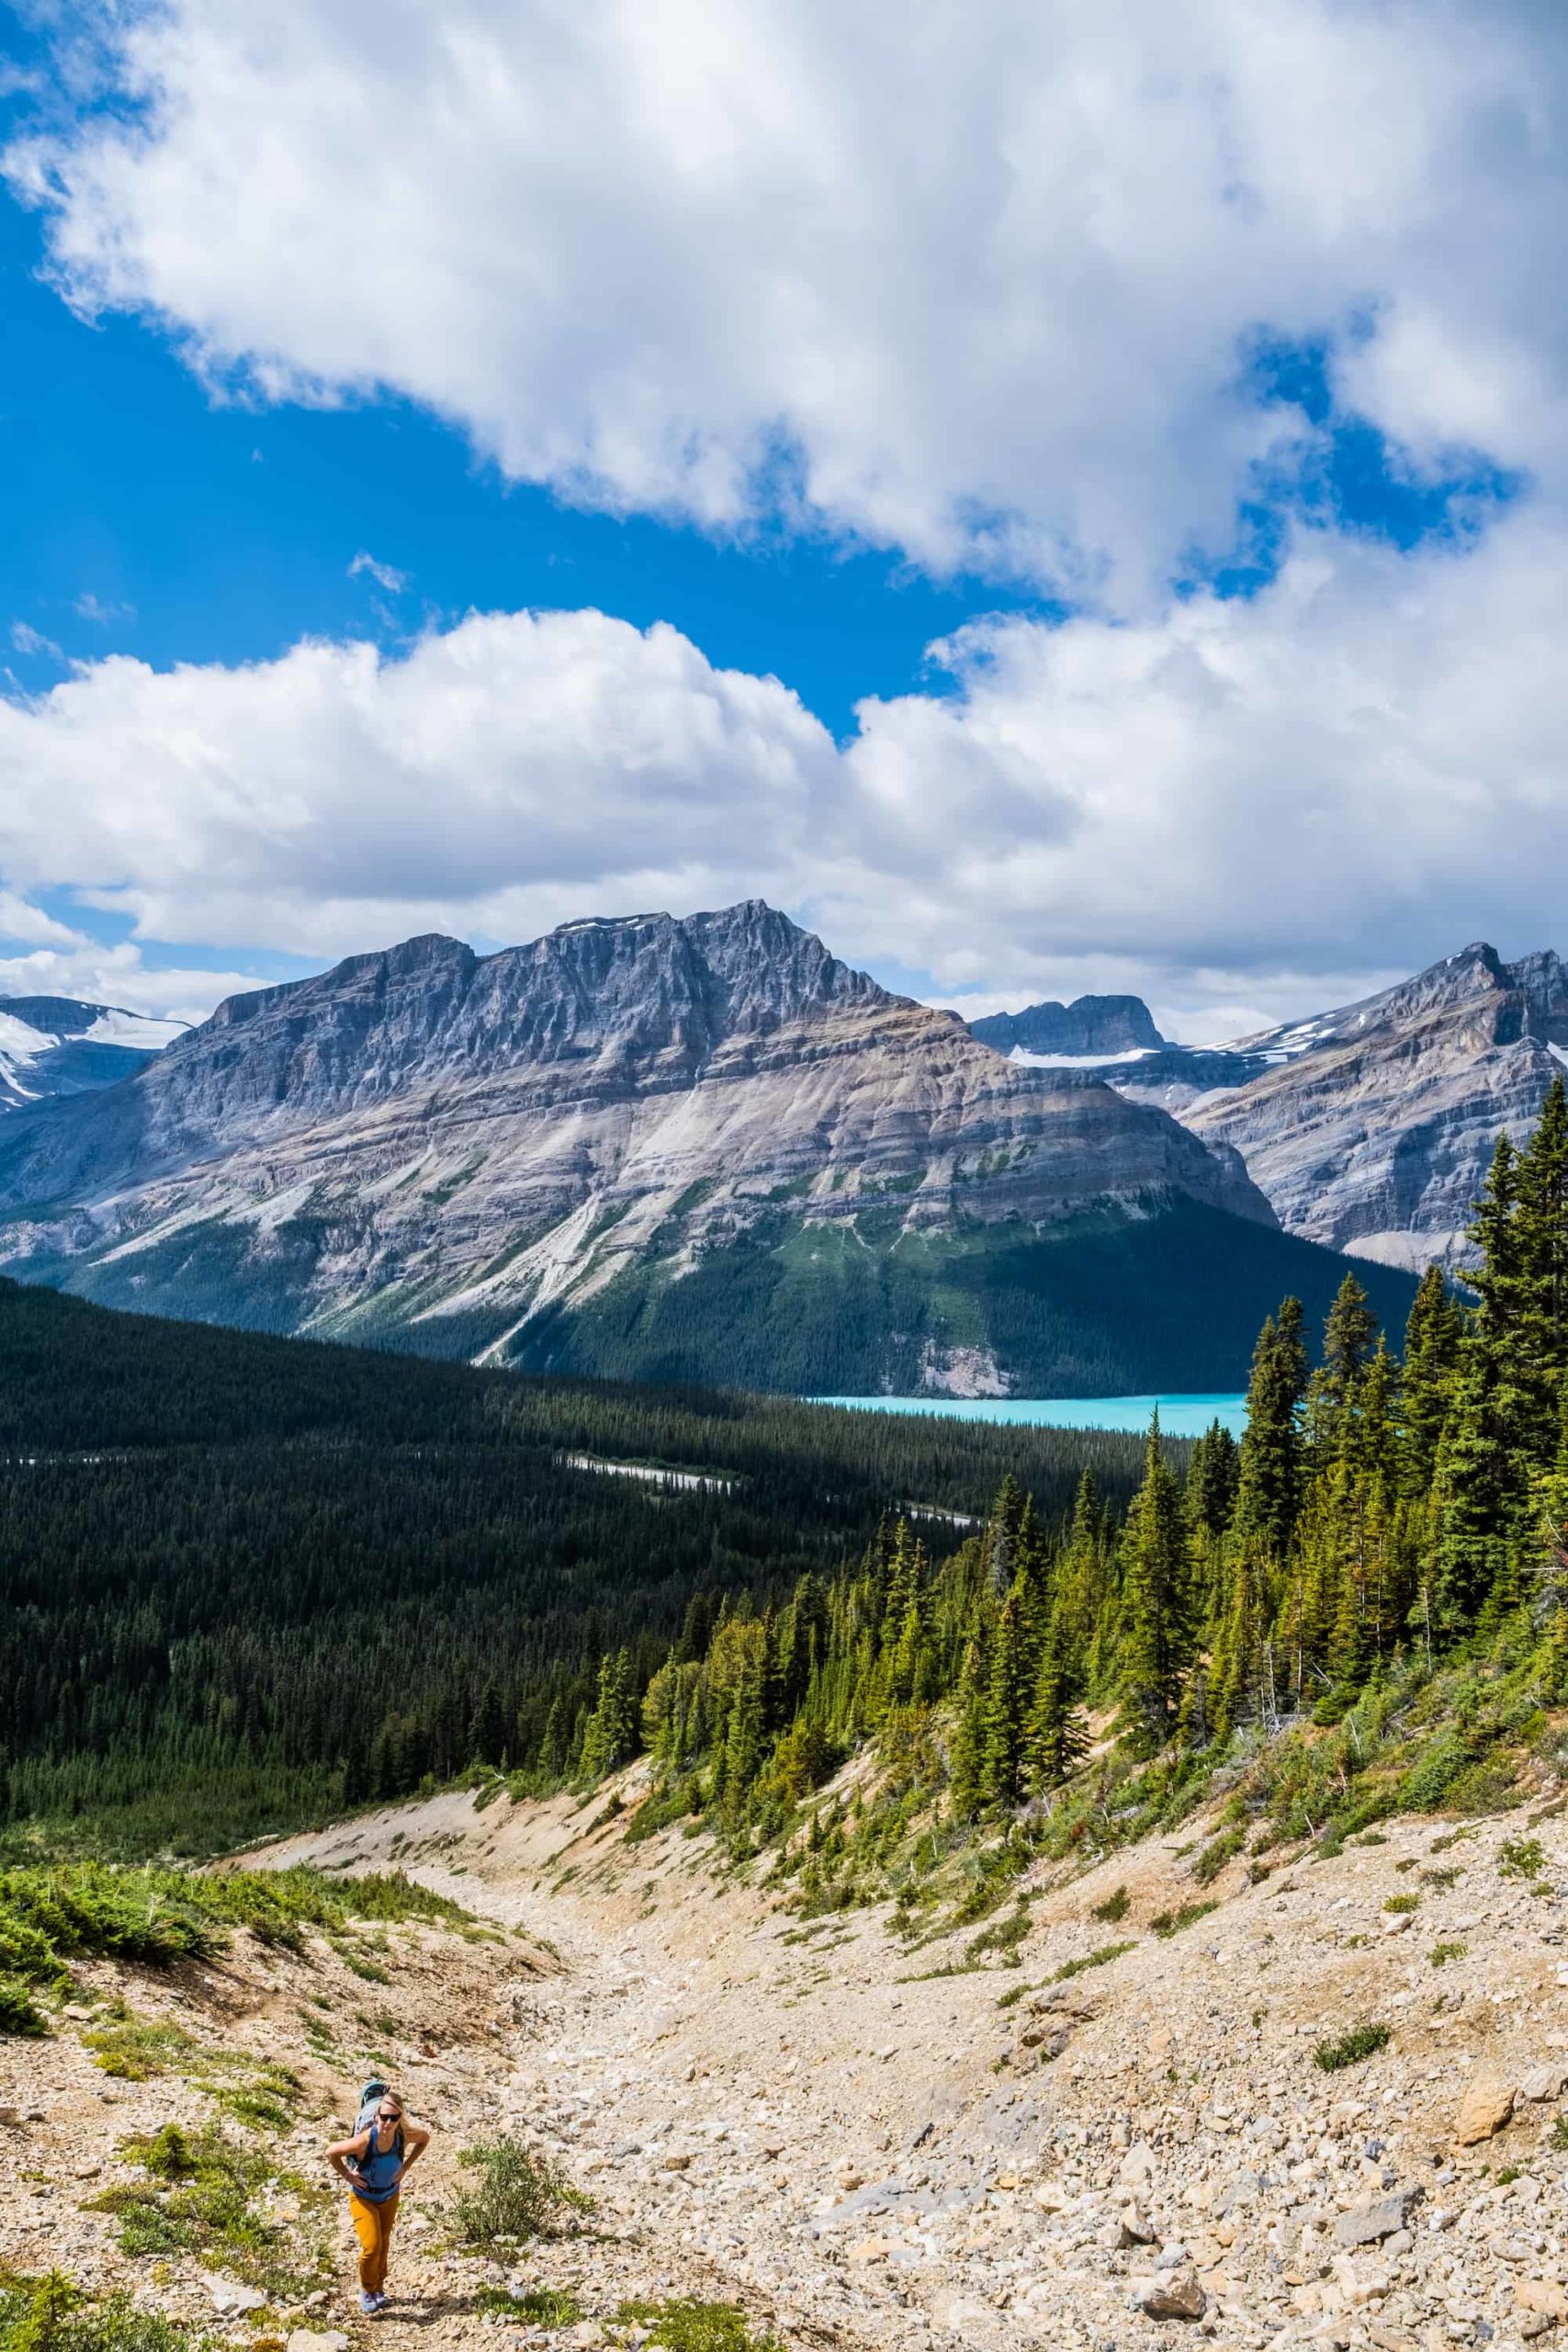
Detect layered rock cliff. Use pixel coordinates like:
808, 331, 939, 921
1181, 943, 1568, 1270
0, 901, 1395, 1395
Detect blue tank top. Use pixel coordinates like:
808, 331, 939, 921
353, 2120, 404, 2204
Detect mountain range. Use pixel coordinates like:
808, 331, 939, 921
0, 995, 183, 1111
975, 942, 1568, 1272
0, 902, 1416, 1396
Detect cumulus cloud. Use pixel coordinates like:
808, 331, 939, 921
1, 519, 1567, 1031
11, 0, 1568, 601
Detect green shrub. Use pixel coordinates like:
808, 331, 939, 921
475, 2288, 583, 2325
446, 2136, 592, 2249
1089, 1885, 1130, 1924
1382, 1893, 1418, 1914
89, 2119, 329, 2296
1499, 1838, 1547, 1881
1429, 1939, 1467, 1967
614, 2301, 781, 2352
1314, 2022, 1392, 2072
0, 2269, 211, 2350
0, 1977, 51, 2037
1547, 2116, 1568, 2152
1150, 1900, 1218, 1939
1053, 1940, 1137, 1982
1192, 1829, 1245, 1886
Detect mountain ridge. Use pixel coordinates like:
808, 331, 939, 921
0, 899, 1417, 1396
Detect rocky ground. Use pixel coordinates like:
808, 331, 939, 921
7, 1777, 1568, 2352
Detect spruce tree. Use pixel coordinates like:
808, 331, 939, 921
1115, 1416, 1190, 1751
1235, 1299, 1308, 1559
979, 1569, 1041, 1806
948, 1634, 988, 1817
1027, 1613, 1089, 1789
1401, 1265, 1464, 1501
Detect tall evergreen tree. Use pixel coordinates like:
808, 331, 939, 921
1401, 1264, 1464, 1500
1235, 1298, 1308, 1559
1115, 1417, 1190, 1751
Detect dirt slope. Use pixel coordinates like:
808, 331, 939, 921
243, 1772, 1568, 2352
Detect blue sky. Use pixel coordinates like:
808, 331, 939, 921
1, 2, 1565, 1035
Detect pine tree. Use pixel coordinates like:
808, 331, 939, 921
979, 1569, 1041, 1805
1513, 1076, 1568, 1468
1235, 1299, 1307, 1559
579, 1650, 639, 1781
1115, 1417, 1190, 1751
1401, 1265, 1464, 1501
1027, 1613, 1089, 1789
948, 1634, 988, 1818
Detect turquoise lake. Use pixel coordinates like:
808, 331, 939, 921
812, 1392, 1247, 1436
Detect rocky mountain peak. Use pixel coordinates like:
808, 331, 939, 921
966, 993, 1166, 1058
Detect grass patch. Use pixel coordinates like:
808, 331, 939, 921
475, 2287, 584, 2324
1383, 1893, 1419, 1914
1499, 1838, 1547, 1882
614, 2301, 782, 2352
1089, 1885, 1130, 1924
1548, 2117, 1568, 2153
1314, 2022, 1392, 2072
87, 2119, 330, 2298
1192, 1829, 1245, 1886
0, 2269, 212, 2349
0, 1859, 469, 2038
1429, 1939, 1467, 1967
1054, 1939, 1137, 1980
1150, 1901, 1219, 1939
446, 2136, 592, 2250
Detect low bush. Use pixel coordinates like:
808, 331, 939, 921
446, 2136, 592, 2249
88, 2119, 329, 2297
1314, 2022, 1392, 2072
476, 2288, 583, 2325
1150, 1900, 1218, 1939
614, 2301, 782, 2352
1089, 1885, 1130, 1924
0, 2269, 211, 2350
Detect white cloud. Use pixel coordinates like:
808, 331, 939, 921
73, 592, 135, 625
348, 551, 408, 594
11, 0, 1568, 602
10, 622, 63, 662
1, 518, 1567, 1032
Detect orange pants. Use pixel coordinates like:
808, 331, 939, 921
350, 2192, 400, 2294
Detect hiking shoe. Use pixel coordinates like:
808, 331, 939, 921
372, 2294, 390, 2312
360, 2292, 379, 2314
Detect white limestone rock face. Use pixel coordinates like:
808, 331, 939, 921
0, 901, 1275, 1385
1178, 942, 1568, 1270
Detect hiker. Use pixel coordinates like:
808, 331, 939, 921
324, 2084, 432, 2314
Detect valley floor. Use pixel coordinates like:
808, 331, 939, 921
6, 1778, 1568, 2352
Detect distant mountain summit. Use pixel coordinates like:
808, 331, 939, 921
0, 995, 184, 1112
1179, 942, 1568, 1272
968, 993, 1166, 1059
0, 900, 1411, 1395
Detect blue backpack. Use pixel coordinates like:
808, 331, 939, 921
349, 2080, 404, 2197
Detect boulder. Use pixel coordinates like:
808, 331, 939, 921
1454, 2074, 1516, 2144
1520, 2064, 1568, 2104
1119, 2141, 1158, 2185
203, 2276, 266, 2316
1517, 2281, 1568, 2325
1334, 2188, 1424, 2247
286, 2335, 350, 2352
1136, 2267, 1208, 2322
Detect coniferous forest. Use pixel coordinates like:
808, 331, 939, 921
576, 1082, 1568, 1897
6, 1084, 1568, 1871
0, 1275, 1152, 1853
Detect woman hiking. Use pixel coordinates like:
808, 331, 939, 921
324, 2086, 432, 2314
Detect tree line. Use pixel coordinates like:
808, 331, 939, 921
570, 1080, 1568, 1844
